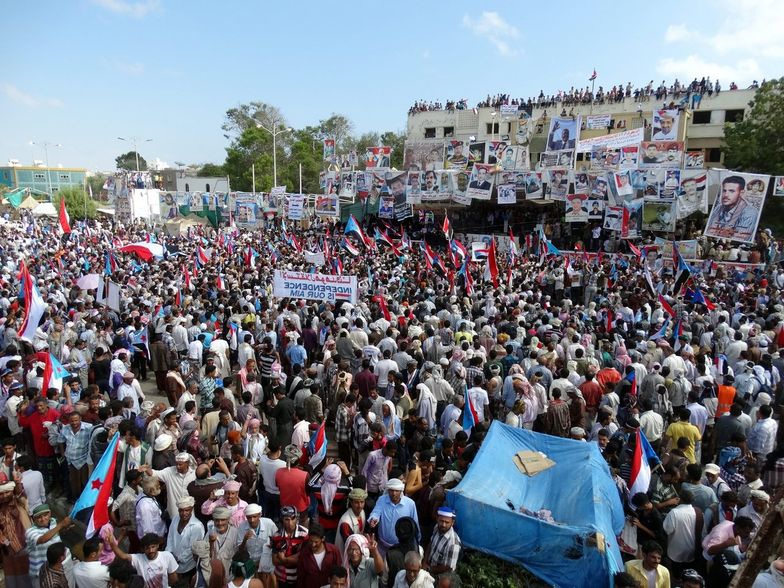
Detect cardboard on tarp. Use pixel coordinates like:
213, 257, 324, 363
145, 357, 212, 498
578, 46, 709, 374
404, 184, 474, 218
512, 450, 555, 476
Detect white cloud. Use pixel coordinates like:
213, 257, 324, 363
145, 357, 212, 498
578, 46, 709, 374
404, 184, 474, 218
1, 84, 62, 108
659, 0, 784, 83
112, 60, 145, 75
462, 11, 520, 57
91, 0, 160, 18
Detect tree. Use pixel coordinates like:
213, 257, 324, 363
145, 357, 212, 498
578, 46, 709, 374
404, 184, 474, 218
724, 78, 784, 234
55, 186, 98, 219
197, 163, 225, 177
316, 114, 354, 153
381, 130, 407, 170
115, 151, 147, 171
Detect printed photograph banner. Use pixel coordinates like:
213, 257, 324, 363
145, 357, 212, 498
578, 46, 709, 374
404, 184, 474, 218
590, 146, 620, 171
339, 172, 355, 197
613, 171, 633, 200
622, 198, 644, 238
323, 139, 336, 162
651, 109, 680, 141
642, 200, 676, 232
619, 146, 639, 170
486, 141, 508, 165
160, 192, 179, 220
604, 206, 623, 232
188, 192, 204, 212
573, 172, 590, 195
639, 141, 684, 169
273, 270, 358, 304
685, 151, 705, 169
404, 139, 445, 171
435, 170, 453, 200
658, 169, 681, 200
586, 199, 605, 219
565, 193, 589, 222
348, 150, 359, 167
589, 173, 610, 200
234, 193, 258, 226
631, 169, 660, 199
451, 171, 471, 205
287, 194, 305, 221
576, 127, 644, 152
314, 194, 339, 217
586, 114, 612, 129
774, 176, 784, 197
704, 171, 769, 243
654, 238, 699, 260
406, 171, 422, 204
365, 146, 391, 169
379, 196, 395, 219
497, 145, 529, 171
523, 172, 543, 200
541, 150, 574, 169
546, 117, 579, 151
468, 142, 486, 165
467, 164, 495, 200
324, 172, 339, 196
420, 170, 440, 201
497, 183, 517, 205
356, 171, 371, 199
546, 170, 569, 201
676, 171, 708, 219
445, 140, 469, 169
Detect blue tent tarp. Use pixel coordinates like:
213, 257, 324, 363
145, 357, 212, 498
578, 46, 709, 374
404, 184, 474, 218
447, 422, 624, 588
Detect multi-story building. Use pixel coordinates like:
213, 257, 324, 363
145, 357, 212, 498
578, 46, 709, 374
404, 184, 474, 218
157, 169, 230, 193
0, 165, 87, 195
406, 89, 755, 168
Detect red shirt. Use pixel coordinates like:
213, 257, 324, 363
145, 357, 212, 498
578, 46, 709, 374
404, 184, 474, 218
354, 369, 377, 399
580, 381, 603, 411
18, 408, 59, 457
275, 467, 309, 512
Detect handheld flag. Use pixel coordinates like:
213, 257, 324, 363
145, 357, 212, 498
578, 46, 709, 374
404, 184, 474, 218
340, 237, 361, 257
658, 294, 675, 317
17, 262, 47, 343
118, 242, 165, 262
307, 421, 328, 469
624, 369, 637, 396
344, 215, 368, 246
442, 211, 452, 241
70, 432, 120, 537
650, 319, 669, 341
606, 308, 614, 332
628, 429, 660, 504
58, 197, 71, 234
589, 69, 597, 81
463, 390, 480, 432
486, 237, 499, 287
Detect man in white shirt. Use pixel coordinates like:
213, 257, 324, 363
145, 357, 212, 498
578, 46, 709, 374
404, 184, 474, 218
145, 453, 198, 521
117, 372, 143, 414
109, 532, 178, 588
17, 455, 46, 514
663, 492, 698, 568
638, 399, 664, 452
165, 496, 204, 577
73, 536, 111, 588
747, 405, 778, 461
374, 350, 398, 393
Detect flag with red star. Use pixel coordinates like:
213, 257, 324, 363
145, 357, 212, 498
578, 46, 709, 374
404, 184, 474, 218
70, 431, 120, 537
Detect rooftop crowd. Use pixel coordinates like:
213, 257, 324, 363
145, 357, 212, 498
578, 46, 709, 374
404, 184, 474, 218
0, 207, 781, 588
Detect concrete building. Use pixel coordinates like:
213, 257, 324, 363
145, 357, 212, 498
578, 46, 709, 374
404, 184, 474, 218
157, 169, 230, 193
406, 89, 754, 168
0, 165, 88, 196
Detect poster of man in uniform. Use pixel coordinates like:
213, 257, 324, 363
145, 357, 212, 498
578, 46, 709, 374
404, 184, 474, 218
379, 196, 395, 219
642, 200, 676, 232
586, 199, 605, 220
404, 139, 445, 171
467, 163, 495, 200
524, 172, 543, 200
468, 142, 486, 165
613, 171, 633, 199
365, 146, 391, 169
497, 183, 517, 205
676, 171, 708, 219
639, 142, 684, 169
499, 144, 528, 170
315, 193, 339, 217
685, 151, 705, 169
704, 171, 769, 243
323, 139, 336, 162
546, 117, 579, 151
546, 170, 569, 200
658, 169, 680, 200
591, 147, 620, 171
407, 171, 422, 204
604, 206, 623, 231
445, 141, 468, 169
619, 146, 639, 169
652, 109, 680, 141
565, 193, 589, 222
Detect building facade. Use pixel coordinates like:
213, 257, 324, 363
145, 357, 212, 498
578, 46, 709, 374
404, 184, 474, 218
157, 170, 230, 193
0, 166, 87, 195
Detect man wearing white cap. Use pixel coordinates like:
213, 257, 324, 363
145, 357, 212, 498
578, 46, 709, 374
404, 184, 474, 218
142, 452, 196, 520
117, 371, 142, 414
424, 507, 461, 575
237, 503, 277, 581
368, 478, 420, 553
737, 489, 769, 530
165, 496, 204, 582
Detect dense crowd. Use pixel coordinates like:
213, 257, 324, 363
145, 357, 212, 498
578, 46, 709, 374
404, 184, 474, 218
0, 208, 781, 588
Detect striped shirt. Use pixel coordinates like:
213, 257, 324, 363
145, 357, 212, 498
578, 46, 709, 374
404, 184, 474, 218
58, 423, 94, 469
427, 526, 462, 571
272, 525, 308, 584
26, 519, 69, 577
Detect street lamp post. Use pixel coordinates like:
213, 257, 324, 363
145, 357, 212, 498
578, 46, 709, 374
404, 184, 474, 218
117, 137, 153, 171
30, 141, 62, 197
255, 118, 292, 188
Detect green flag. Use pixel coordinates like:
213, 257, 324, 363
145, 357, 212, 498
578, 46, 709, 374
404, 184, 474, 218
3, 188, 25, 209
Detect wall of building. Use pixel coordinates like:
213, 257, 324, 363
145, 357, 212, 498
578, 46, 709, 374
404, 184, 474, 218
0, 166, 87, 194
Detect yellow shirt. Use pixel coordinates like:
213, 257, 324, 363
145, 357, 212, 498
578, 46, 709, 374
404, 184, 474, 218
664, 421, 702, 463
624, 559, 670, 588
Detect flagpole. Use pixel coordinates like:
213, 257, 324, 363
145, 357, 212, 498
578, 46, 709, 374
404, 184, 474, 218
590, 72, 596, 115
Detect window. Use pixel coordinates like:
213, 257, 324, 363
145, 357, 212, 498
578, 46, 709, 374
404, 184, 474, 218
34, 172, 46, 181
443, 126, 454, 137
707, 148, 722, 162
692, 111, 711, 124
59, 173, 70, 181
576, 152, 586, 162
486, 123, 499, 134
424, 127, 436, 138
185, 183, 190, 192
505, 122, 512, 133
205, 183, 211, 192
725, 109, 744, 123
51, 187, 59, 193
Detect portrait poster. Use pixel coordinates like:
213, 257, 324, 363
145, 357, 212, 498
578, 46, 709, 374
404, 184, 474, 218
468, 142, 486, 165
323, 139, 336, 162
651, 109, 680, 141
365, 146, 391, 169
160, 192, 179, 220
589, 173, 610, 200
546, 117, 579, 152
498, 145, 528, 171
324, 172, 339, 196
234, 193, 258, 226
642, 200, 676, 232
487, 141, 508, 164
523, 172, 543, 200
348, 150, 359, 167
436, 170, 453, 199
676, 171, 708, 219
497, 183, 517, 205
444, 140, 469, 169
565, 193, 589, 222
314, 193, 339, 217
613, 171, 633, 199
318, 171, 327, 190
639, 141, 684, 169
590, 147, 620, 171
586, 199, 606, 220
378, 196, 395, 219
451, 171, 471, 205
619, 146, 639, 170
340, 172, 355, 197
467, 163, 495, 201
621, 198, 644, 239
407, 171, 422, 204
704, 171, 769, 243
539, 152, 560, 169
774, 176, 784, 197
188, 192, 204, 212
685, 150, 705, 169
546, 170, 569, 201
356, 171, 371, 199
496, 171, 518, 186
658, 169, 681, 200
404, 139, 445, 171
386, 171, 407, 203
631, 169, 661, 199
371, 171, 388, 197
420, 170, 440, 201
604, 206, 623, 232
573, 172, 589, 195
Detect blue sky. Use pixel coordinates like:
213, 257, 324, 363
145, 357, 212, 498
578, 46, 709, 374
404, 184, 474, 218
1, 0, 782, 172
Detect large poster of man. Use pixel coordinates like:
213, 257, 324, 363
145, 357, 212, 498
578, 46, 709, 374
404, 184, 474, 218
436, 170, 452, 199
658, 169, 680, 200
652, 109, 680, 141
365, 146, 391, 169
386, 171, 412, 221
546, 117, 579, 151
497, 184, 517, 205
467, 164, 495, 200
468, 142, 486, 165
642, 200, 676, 232
546, 170, 569, 201
407, 171, 422, 204
621, 198, 644, 238
421, 170, 439, 200
639, 142, 684, 169
487, 141, 508, 164
323, 139, 336, 162
704, 172, 769, 243
565, 193, 589, 222
523, 172, 543, 200
445, 141, 468, 169
315, 193, 339, 217
676, 171, 708, 219
404, 139, 445, 171
498, 145, 528, 170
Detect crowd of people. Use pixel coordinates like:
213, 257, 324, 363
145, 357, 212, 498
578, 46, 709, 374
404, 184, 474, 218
0, 207, 781, 588
409, 76, 765, 117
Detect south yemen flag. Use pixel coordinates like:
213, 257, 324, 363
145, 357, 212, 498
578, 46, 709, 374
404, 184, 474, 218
70, 432, 120, 537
